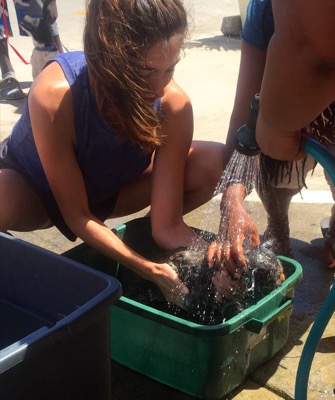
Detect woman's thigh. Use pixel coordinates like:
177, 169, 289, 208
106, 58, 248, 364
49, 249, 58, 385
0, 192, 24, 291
184, 140, 226, 191
0, 169, 51, 231
111, 157, 155, 217
112, 141, 226, 218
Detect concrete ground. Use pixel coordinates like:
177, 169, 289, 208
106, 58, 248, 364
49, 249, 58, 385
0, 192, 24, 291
1, 1, 334, 399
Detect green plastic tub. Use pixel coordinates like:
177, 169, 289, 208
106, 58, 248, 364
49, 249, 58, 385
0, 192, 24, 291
63, 217, 303, 399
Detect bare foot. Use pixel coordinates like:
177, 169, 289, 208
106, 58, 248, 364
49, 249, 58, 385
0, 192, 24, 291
321, 235, 335, 268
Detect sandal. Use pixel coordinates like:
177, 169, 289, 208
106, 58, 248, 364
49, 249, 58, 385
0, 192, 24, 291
0, 77, 26, 100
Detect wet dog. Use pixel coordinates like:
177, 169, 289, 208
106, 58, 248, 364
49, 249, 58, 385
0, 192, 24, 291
164, 244, 285, 323
126, 243, 286, 325
20, 15, 59, 79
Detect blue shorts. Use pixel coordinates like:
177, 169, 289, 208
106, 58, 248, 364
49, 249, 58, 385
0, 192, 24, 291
0, 0, 58, 39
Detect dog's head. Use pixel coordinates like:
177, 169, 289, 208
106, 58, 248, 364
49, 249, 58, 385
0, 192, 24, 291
20, 15, 54, 48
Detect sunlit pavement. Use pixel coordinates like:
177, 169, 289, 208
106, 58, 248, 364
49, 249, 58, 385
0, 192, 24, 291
1, 1, 334, 399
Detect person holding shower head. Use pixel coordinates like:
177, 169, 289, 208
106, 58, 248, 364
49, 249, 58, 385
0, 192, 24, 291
209, 0, 335, 301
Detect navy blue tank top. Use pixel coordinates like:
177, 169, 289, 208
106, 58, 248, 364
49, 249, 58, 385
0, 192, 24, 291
10, 51, 156, 210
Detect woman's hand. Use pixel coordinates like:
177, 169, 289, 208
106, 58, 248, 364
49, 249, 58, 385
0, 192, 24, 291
150, 262, 189, 308
207, 183, 259, 301
208, 184, 259, 274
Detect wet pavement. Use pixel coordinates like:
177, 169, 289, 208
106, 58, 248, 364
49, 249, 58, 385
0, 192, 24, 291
1, 1, 334, 399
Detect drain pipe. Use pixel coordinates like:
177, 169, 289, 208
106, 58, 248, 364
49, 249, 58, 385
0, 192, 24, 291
234, 95, 335, 400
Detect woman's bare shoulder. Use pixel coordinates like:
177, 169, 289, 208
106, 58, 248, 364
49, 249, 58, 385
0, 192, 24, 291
28, 62, 76, 144
161, 79, 191, 113
28, 61, 72, 114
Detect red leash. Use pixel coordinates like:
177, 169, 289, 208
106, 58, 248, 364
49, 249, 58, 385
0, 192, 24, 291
1, 0, 30, 64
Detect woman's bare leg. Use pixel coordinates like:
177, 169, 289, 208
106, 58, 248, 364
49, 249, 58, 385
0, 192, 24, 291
182, 141, 225, 214
321, 164, 335, 268
0, 169, 52, 232
111, 141, 225, 218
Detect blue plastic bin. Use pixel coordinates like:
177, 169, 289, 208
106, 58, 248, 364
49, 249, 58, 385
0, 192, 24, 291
0, 233, 122, 400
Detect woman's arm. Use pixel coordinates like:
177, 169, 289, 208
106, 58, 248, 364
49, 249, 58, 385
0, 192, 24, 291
149, 79, 199, 248
29, 62, 188, 306
225, 40, 267, 157
209, 41, 265, 271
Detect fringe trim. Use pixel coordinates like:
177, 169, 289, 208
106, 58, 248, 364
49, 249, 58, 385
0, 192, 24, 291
259, 101, 335, 192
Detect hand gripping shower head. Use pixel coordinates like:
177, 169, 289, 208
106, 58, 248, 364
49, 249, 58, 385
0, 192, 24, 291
234, 94, 261, 156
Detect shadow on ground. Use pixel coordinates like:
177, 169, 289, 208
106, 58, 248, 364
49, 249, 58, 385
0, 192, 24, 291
185, 34, 241, 52
0, 80, 31, 117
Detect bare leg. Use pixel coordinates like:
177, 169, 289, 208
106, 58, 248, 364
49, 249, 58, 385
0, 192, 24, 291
0, 38, 14, 76
321, 162, 335, 268
182, 140, 225, 214
0, 169, 52, 232
256, 179, 297, 257
0, 39, 26, 99
111, 141, 225, 218
321, 204, 335, 268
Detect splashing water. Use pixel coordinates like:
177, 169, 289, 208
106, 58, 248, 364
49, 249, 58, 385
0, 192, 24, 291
125, 150, 287, 325
189, 150, 261, 243
125, 241, 285, 325
163, 150, 286, 324
193, 146, 288, 253
215, 150, 260, 197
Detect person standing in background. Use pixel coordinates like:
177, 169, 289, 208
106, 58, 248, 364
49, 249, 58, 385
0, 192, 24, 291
255, 0, 335, 268
0, 0, 26, 100
207, 0, 335, 290
0, 0, 63, 99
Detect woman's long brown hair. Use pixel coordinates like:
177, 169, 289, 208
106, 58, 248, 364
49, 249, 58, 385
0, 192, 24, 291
84, 0, 188, 151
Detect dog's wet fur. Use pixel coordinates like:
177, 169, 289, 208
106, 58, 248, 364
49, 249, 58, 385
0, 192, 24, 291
126, 243, 286, 325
